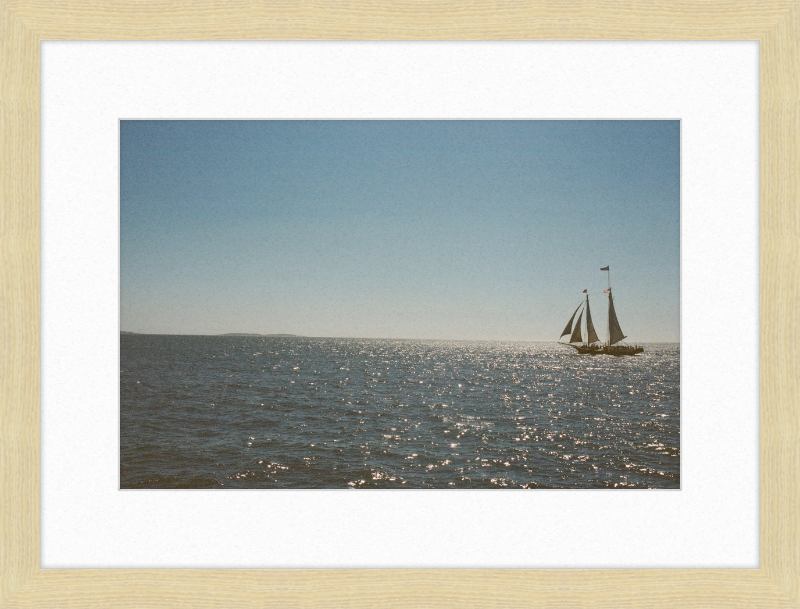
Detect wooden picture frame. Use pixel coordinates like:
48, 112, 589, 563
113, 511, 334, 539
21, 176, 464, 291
1, 1, 797, 607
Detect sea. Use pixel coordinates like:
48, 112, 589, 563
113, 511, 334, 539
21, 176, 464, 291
120, 335, 680, 489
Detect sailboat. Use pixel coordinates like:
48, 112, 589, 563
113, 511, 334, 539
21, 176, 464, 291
558, 266, 644, 356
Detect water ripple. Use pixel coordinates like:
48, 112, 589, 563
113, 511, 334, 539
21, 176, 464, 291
121, 336, 679, 489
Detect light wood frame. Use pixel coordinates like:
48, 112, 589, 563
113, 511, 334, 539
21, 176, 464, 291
1, 1, 797, 607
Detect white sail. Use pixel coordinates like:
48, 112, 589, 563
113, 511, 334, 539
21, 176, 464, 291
608, 293, 626, 345
569, 311, 583, 343
585, 299, 599, 344
560, 303, 583, 338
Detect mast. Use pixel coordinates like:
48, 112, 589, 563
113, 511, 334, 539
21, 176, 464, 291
585, 291, 588, 344
606, 267, 610, 344
601, 265, 611, 345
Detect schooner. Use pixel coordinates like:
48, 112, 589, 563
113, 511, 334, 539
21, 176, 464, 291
558, 266, 644, 356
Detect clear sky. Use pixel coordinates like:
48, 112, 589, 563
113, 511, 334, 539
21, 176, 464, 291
120, 120, 679, 342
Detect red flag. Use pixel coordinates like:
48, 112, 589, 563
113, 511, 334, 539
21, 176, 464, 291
603, 289, 611, 294
583, 289, 587, 293
600, 266, 609, 271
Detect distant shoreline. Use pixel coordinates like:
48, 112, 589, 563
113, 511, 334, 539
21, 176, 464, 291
120, 331, 300, 337
120, 331, 679, 344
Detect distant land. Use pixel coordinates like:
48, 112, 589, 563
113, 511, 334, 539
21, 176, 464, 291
219, 333, 298, 337
120, 331, 300, 337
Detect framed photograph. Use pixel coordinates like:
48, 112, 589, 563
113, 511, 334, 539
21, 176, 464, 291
3, 2, 797, 607
119, 118, 680, 491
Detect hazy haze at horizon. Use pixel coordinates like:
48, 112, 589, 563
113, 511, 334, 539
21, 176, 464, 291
120, 120, 680, 341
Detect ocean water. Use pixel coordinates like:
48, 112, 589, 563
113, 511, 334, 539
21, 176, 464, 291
120, 335, 679, 489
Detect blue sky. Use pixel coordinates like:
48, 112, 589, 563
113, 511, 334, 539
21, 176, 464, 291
120, 120, 679, 341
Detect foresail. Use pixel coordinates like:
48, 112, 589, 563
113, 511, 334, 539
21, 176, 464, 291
560, 303, 583, 338
569, 311, 583, 343
585, 299, 599, 344
608, 293, 626, 344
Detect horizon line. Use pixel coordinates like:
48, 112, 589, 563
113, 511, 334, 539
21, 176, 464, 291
120, 331, 679, 344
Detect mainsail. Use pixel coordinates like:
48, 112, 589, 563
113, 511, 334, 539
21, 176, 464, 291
607, 292, 626, 344
560, 303, 583, 338
569, 311, 583, 343
585, 299, 599, 344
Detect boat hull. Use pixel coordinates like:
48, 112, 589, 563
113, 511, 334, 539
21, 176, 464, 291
570, 344, 602, 355
567, 344, 644, 356
601, 344, 644, 356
